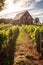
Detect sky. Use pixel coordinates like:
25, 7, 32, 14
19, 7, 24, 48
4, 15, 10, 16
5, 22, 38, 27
0, 0, 43, 23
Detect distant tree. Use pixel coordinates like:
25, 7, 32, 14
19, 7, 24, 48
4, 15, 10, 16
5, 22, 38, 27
34, 17, 40, 24
0, 18, 12, 24
42, 22, 43, 24
0, 0, 5, 11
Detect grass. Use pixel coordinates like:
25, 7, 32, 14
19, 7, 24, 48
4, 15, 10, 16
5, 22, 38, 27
16, 27, 29, 46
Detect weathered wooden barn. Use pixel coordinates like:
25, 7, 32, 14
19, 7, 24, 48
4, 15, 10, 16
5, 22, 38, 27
11, 11, 33, 25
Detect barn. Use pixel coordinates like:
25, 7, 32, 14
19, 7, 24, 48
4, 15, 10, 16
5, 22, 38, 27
11, 11, 33, 25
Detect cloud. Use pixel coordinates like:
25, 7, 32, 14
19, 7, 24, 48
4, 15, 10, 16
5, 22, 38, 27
35, 0, 42, 2
0, 0, 43, 23
0, 0, 34, 15
13, 0, 19, 3
29, 9, 43, 19
30, 9, 43, 15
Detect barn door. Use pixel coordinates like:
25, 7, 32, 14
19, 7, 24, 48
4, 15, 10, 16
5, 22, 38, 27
25, 20, 28, 24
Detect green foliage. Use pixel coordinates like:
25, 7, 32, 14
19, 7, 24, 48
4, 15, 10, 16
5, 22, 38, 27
8, 29, 13, 38
0, 0, 5, 11
23, 25, 43, 45
0, 33, 6, 42
34, 17, 40, 24
0, 24, 19, 65
0, 24, 43, 65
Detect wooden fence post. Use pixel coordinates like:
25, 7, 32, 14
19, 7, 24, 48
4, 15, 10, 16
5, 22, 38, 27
35, 29, 41, 52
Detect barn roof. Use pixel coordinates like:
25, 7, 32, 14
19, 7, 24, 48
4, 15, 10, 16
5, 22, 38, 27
13, 11, 33, 20
14, 11, 25, 20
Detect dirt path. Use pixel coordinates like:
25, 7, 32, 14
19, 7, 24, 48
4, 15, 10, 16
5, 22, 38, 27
13, 27, 43, 65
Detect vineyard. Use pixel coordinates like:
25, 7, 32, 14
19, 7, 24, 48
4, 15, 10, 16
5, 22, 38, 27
22, 25, 43, 45
0, 24, 43, 65
0, 23, 19, 65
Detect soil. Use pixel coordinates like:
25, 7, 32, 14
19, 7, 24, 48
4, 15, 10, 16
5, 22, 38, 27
13, 27, 43, 65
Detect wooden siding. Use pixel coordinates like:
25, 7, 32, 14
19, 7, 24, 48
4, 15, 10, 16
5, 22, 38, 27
11, 11, 33, 25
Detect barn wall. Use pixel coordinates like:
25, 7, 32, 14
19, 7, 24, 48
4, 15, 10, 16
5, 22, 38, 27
20, 11, 33, 25
11, 11, 33, 25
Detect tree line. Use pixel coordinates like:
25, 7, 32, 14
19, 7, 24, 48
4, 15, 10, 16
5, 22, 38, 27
0, 17, 42, 24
